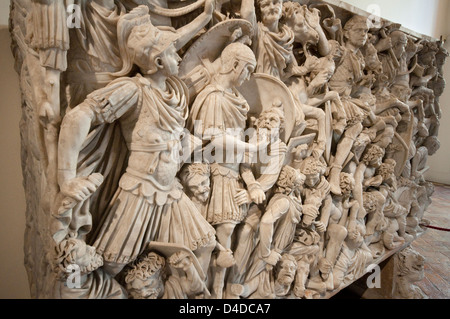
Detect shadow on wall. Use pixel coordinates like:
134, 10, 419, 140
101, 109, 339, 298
0, 26, 31, 299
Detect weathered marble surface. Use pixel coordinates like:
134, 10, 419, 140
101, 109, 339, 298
9, 0, 447, 299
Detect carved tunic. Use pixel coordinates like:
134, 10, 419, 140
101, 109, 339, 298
27, 0, 69, 71
85, 74, 215, 264
302, 177, 331, 209
254, 22, 296, 79
245, 193, 302, 284
259, 193, 303, 258
270, 194, 303, 253
67, 0, 126, 106
189, 84, 250, 225
329, 48, 369, 125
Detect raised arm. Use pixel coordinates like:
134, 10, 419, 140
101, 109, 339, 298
307, 8, 331, 57
240, 0, 257, 30
210, 133, 257, 154
174, 0, 215, 51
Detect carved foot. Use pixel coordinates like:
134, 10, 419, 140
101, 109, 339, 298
306, 277, 327, 295
324, 272, 335, 291
293, 286, 305, 299
230, 283, 245, 298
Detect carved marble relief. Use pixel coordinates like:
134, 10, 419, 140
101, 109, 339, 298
9, 0, 447, 299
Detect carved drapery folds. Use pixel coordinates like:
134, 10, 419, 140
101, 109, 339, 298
10, 0, 447, 299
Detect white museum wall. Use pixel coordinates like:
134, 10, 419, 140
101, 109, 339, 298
0, 1, 9, 26
0, 1, 448, 299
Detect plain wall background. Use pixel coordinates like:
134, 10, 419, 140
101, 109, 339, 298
0, 1, 449, 299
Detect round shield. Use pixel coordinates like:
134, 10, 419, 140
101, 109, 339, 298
237, 73, 298, 143
180, 18, 253, 76
179, 19, 254, 99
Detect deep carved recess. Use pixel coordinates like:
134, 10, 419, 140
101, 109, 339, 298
9, 0, 447, 299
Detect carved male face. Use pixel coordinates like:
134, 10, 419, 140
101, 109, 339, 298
340, 173, 355, 196
402, 250, 425, 282
234, 61, 256, 87
370, 155, 383, 169
259, 0, 283, 26
391, 32, 408, 59
127, 272, 164, 299
344, 20, 369, 49
276, 258, 297, 285
187, 174, 211, 203
159, 44, 182, 77
305, 173, 320, 188
365, 45, 383, 73
258, 111, 282, 131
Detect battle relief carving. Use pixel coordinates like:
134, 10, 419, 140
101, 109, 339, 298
9, 0, 447, 299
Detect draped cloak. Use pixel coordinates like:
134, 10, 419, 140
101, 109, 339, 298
54, 74, 215, 264
329, 48, 370, 126
188, 84, 250, 225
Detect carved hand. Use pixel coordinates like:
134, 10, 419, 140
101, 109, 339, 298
255, 138, 270, 153
364, 175, 383, 188
234, 189, 252, 206
309, 71, 330, 92
318, 257, 333, 274
249, 187, 266, 205
262, 250, 282, 266
278, 143, 288, 154
60, 174, 104, 203
375, 37, 393, 53
306, 8, 321, 30
216, 249, 236, 268
360, 73, 376, 87
347, 222, 358, 240
312, 141, 325, 159
229, 27, 243, 43
313, 221, 327, 233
